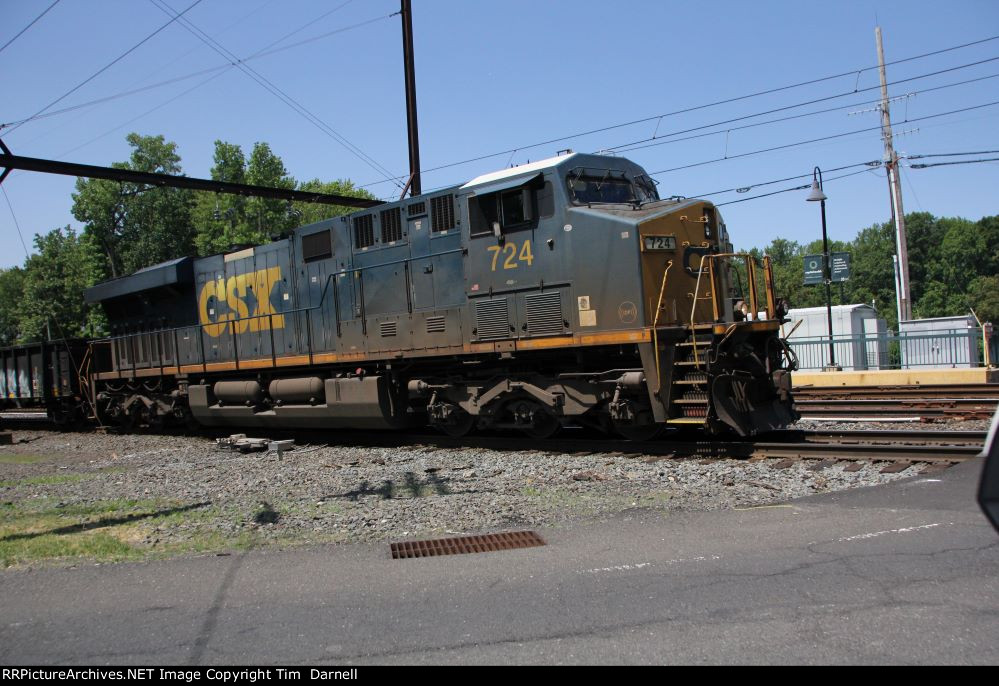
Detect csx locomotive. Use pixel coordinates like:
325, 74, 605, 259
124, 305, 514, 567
1, 152, 797, 438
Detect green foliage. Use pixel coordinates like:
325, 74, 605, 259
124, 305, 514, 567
756, 212, 999, 331
192, 140, 375, 255
72, 133, 195, 279
0, 267, 26, 345
16, 227, 105, 341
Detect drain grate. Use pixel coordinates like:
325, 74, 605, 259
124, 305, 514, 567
390, 530, 545, 559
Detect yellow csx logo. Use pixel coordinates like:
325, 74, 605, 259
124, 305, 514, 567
198, 267, 286, 337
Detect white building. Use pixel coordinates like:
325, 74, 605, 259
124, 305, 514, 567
785, 304, 888, 371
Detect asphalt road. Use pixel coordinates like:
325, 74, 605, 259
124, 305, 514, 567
2, 459, 997, 665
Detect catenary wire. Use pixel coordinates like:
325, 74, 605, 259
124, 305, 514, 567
0, 0, 62, 56
57, 0, 360, 159
647, 100, 999, 175
1, 0, 204, 137
0, 9, 392, 131
1, 186, 31, 257
149, 0, 402, 188
354, 53, 999, 191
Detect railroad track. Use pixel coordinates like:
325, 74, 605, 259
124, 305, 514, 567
281, 427, 985, 470
795, 397, 998, 420
3, 412, 983, 471
794, 384, 999, 400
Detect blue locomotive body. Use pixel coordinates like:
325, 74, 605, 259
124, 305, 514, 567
79, 152, 796, 437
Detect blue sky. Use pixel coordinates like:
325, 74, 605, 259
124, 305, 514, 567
1, 0, 997, 269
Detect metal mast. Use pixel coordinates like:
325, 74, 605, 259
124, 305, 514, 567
876, 26, 912, 323
400, 0, 421, 197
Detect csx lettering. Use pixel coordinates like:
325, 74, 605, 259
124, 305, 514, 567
487, 239, 534, 271
198, 267, 285, 337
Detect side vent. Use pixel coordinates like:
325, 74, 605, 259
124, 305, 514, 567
475, 300, 510, 341
379, 321, 397, 337
381, 207, 403, 243
431, 194, 455, 233
525, 292, 565, 336
353, 214, 375, 249
426, 316, 446, 334
302, 230, 332, 262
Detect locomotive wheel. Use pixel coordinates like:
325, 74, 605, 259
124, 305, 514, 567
521, 412, 560, 439
613, 412, 663, 441
439, 409, 475, 437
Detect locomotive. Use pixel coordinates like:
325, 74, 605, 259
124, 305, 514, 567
2, 152, 797, 439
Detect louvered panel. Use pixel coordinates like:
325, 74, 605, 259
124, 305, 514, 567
525, 292, 564, 336
426, 316, 446, 334
475, 300, 510, 340
379, 321, 397, 337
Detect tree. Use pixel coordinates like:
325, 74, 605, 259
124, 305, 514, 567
72, 133, 195, 278
193, 140, 377, 255
0, 267, 26, 345
17, 227, 104, 341
293, 178, 376, 226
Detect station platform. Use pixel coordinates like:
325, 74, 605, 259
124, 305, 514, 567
792, 367, 998, 388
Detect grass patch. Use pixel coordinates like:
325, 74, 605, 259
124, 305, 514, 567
0, 497, 216, 568
0, 473, 89, 488
0, 453, 50, 465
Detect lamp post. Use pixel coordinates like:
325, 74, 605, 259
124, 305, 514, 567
806, 167, 840, 371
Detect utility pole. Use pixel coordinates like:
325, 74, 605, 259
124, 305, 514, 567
400, 0, 421, 197
876, 26, 912, 323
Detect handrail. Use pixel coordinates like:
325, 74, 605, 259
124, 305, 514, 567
651, 260, 673, 394
96, 247, 466, 374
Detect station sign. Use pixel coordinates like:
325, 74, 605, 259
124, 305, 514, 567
803, 254, 825, 285
830, 252, 851, 282
803, 252, 851, 285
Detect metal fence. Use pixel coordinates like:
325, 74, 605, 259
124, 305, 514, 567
789, 327, 993, 371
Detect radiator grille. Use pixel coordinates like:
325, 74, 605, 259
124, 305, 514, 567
379, 321, 397, 337
380, 207, 403, 243
353, 214, 375, 249
431, 194, 454, 233
426, 316, 446, 334
408, 201, 426, 217
525, 292, 564, 336
475, 300, 510, 340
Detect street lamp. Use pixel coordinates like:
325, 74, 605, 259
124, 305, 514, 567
806, 167, 841, 371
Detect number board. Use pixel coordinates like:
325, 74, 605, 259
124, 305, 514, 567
642, 235, 677, 251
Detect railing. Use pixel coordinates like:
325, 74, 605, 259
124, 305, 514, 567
788, 328, 991, 370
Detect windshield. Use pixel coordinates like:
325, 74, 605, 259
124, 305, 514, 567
566, 170, 658, 205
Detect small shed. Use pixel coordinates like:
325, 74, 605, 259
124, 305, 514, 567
899, 315, 980, 368
785, 304, 888, 371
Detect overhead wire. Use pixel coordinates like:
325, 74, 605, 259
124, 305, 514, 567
715, 166, 880, 207
1, 0, 205, 137
148, 0, 403, 189
0, 8, 394, 131
647, 100, 999, 175
0, 0, 62, 56
57, 0, 360, 159
909, 157, 999, 168
1, 186, 31, 257
352, 51, 999, 191
604, 63, 999, 155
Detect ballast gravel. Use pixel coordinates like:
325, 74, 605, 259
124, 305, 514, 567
0, 418, 985, 559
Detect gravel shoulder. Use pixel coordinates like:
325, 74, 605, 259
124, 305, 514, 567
0, 419, 987, 569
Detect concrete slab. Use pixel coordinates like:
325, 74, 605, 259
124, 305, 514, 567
793, 367, 998, 388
